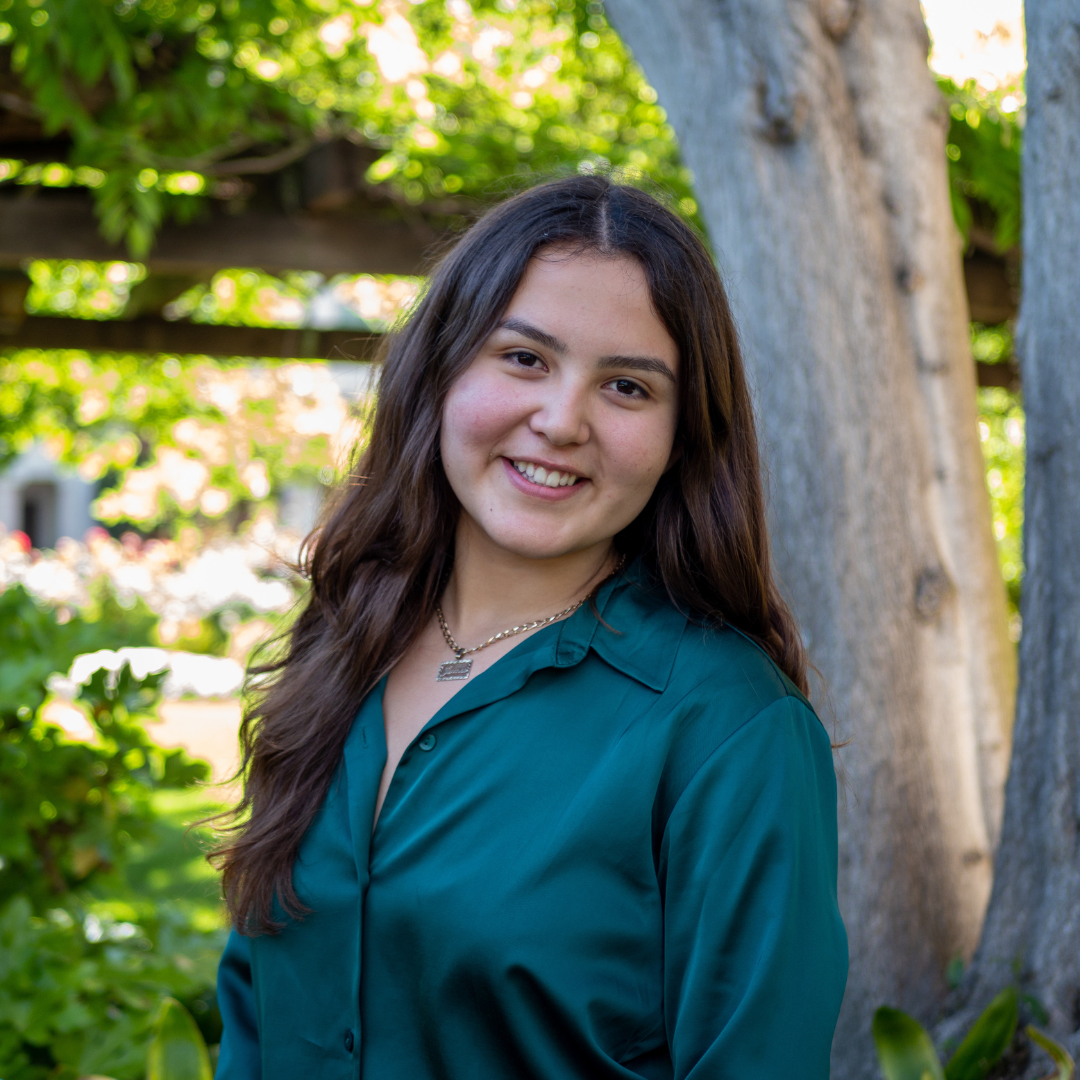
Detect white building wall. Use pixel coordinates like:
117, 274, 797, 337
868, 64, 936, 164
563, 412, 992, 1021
0, 443, 95, 548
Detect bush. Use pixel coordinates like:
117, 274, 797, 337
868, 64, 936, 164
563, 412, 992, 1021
0, 897, 218, 1080
0, 584, 225, 1080
872, 987, 1075, 1080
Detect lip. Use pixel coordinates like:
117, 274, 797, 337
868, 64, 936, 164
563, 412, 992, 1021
500, 457, 588, 501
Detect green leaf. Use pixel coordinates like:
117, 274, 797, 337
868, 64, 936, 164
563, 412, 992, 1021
1027, 1025, 1076, 1080
1024, 994, 1051, 1028
944, 987, 1018, 1080
146, 997, 213, 1080
873, 1006, 946, 1080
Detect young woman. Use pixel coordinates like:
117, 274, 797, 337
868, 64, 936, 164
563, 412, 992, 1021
213, 176, 848, 1080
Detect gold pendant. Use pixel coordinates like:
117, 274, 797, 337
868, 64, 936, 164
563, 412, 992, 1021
436, 658, 472, 682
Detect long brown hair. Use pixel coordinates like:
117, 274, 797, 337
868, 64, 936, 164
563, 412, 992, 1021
215, 175, 807, 934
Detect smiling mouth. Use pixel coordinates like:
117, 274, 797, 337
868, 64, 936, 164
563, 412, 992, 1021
510, 459, 582, 489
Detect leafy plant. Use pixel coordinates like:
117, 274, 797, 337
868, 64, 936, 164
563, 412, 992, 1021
944, 987, 1018, 1080
0, 584, 224, 1080
0, 586, 206, 910
977, 381, 1025, 621
0, 347, 371, 529
146, 998, 213, 1080
0, 897, 220, 1080
873, 1006, 945, 1080
940, 77, 1022, 252
873, 987, 1076, 1080
1029, 1026, 1076, 1080
0, 582, 155, 726
0, 0, 695, 255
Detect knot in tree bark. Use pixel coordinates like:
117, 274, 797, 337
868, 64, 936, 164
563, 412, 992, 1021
817, 0, 858, 41
915, 566, 955, 623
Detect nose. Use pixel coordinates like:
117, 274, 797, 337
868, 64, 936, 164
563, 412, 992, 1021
528, 378, 590, 446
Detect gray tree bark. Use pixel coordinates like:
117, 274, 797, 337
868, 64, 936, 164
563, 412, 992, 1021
942, 4, 1080, 1063
602, 0, 1016, 1075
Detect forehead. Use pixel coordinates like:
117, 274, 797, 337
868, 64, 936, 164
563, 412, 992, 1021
502, 250, 678, 369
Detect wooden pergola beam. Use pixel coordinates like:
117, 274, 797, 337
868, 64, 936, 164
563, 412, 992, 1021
0, 190, 1020, 391
0, 192, 442, 277
0, 312, 1021, 389
2, 314, 380, 361
964, 249, 1020, 326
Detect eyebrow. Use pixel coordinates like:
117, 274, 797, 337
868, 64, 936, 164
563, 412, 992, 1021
597, 355, 677, 384
496, 317, 567, 354
496, 316, 676, 385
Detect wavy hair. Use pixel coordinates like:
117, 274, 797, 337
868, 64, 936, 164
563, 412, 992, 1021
213, 175, 808, 934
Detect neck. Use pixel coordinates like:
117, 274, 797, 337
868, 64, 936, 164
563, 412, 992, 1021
441, 519, 617, 644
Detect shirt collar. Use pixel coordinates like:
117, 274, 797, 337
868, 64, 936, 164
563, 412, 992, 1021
554, 557, 688, 692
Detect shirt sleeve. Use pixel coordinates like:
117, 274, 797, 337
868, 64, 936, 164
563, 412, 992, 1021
215, 928, 261, 1080
659, 695, 848, 1079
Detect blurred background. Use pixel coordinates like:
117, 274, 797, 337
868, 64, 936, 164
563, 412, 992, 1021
0, 1, 1026, 1077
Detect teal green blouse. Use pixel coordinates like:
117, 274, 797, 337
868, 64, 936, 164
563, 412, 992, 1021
215, 563, 847, 1080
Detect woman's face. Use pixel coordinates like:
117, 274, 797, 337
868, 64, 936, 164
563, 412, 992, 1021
440, 248, 680, 562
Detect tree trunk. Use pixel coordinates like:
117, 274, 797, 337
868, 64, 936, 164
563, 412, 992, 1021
603, 0, 1016, 1074
943, 4, 1080, 1059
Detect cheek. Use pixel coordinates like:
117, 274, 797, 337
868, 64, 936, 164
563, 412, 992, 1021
442, 371, 527, 456
601, 412, 677, 493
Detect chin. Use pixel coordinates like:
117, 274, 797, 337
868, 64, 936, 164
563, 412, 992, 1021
485, 530, 586, 562
470, 514, 600, 562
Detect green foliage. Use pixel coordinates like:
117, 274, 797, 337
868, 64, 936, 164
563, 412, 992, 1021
0, 348, 213, 475
977, 378, 1024, 621
940, 78, 1022, 251
872, 989, 1077, 1080
0, 0, 693, 255
0, 348, 355, 528
124, 789, 229, 937
147, 998, 213, 1080
1027, 1025, 1076, 1080
166, 267, 321, 328
0, 583, 223, 1080
0, 582, 155, 726
872, 1006, 945, 1080
943, 988, 1017, 1080
24, 259, 147, 321
0, 897, 220, 1080
0, 584, 207, 911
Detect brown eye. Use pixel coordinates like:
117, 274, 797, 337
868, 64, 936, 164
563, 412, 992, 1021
509, 351, 543, 368
613, 378, 644, 397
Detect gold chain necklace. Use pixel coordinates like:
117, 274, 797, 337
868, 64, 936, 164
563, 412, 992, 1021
434, 556, 626, 682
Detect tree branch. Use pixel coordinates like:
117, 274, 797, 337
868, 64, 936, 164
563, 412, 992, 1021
137, 134, 260, 172
0, 91, 41, 118
29, 828, 68, 894
206, 138, 316, 176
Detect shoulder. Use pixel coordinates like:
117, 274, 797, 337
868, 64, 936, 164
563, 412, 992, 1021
665, 621, 828, 785
600, 570, 817, 728
596, 571, 829, 776
670, 618, 815, 733
592, 571, 833, 835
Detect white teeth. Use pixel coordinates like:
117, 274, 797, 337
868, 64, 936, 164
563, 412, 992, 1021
511, 460, 580, 489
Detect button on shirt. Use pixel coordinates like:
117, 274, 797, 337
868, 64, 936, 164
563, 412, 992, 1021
215, 562, 848, 1080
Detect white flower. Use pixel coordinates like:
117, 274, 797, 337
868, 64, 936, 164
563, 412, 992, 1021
69, 647, 171, 686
